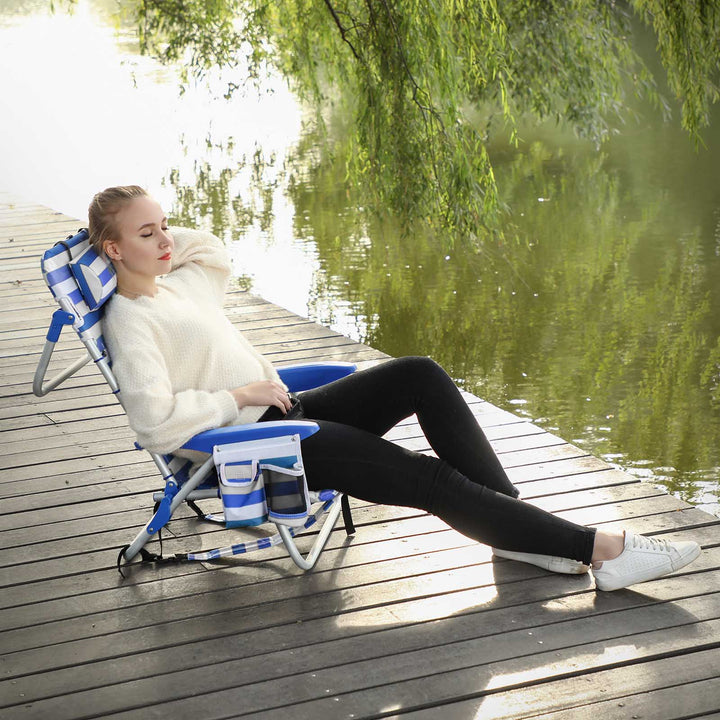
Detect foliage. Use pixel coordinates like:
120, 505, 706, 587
92, 0, 720, 243
631, 0, 720, 140
134, 0, 250, 84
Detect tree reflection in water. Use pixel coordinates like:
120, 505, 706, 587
164, 116, 720, 516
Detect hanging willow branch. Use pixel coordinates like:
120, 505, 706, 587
323, 0, 363, 61
59, 0, 720, 244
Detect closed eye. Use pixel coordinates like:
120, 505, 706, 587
137, 216, 168, 237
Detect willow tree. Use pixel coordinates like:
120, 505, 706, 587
128, 0, 719, 243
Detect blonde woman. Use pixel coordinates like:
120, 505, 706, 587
89, 185, 701, 592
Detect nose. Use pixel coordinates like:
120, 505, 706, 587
159, 230, 172, 248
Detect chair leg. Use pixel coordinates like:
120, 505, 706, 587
121, 456, 216, 563
278, 493, 346, 570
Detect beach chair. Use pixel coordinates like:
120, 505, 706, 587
33, 228, 356, 574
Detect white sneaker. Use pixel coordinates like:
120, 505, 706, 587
492, 548, 590, 574
592, 531, 701, 591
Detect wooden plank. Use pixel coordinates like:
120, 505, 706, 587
0, 412, 527, 488
521, 677, 720, 720
0, 448, 150, 484
0, 414, 130, 446
397, 649, 720, 719
0, 416, 540, 468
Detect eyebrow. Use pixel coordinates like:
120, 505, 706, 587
137, 217, 168, 231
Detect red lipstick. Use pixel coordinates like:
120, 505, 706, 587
159, 253, 171, 261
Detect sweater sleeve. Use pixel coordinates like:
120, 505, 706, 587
105, 310, 240, 455
168, 227, 231, 306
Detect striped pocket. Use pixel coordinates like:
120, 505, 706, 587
217, 459, 268, 527
261, 462, 310, 527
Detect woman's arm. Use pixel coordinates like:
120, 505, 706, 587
168, 227, 232, 306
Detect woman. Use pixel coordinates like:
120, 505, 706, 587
90, 185, 700, 592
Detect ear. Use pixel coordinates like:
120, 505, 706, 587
103, 238, 122, 262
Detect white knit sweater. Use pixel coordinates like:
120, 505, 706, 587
102, 227, 281, 459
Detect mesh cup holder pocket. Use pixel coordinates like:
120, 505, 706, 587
217, 459, 268, 527
261, 462, 311, 527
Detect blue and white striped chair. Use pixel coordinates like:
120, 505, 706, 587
34, 228, 356, 573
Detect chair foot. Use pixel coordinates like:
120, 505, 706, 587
341, 494, 355, 535
117, 544, 188, 578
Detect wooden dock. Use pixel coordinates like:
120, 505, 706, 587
1, 192, 719, 719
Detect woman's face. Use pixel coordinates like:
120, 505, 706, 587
104, 195, 174, 277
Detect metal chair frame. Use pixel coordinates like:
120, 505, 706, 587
33, 229, 355, 574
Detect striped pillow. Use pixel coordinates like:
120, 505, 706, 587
69, 243, 116, 311
41, 229, 114, 355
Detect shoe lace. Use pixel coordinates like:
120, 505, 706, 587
629, 534, 670, 552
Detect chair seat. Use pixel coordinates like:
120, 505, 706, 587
181, 420, 320, 453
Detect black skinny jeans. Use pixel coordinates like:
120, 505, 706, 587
261, 357, 596, 565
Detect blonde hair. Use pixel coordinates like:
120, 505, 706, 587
88, 185, 149, 256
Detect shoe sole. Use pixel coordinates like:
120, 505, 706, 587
492, 549, 590, 575
550, 561, 591, 575
594, 543, 701, 591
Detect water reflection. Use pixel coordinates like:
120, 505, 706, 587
1, 0, 718, 515
225, 108, 720, 515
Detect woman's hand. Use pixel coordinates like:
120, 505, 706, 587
231, 381, 292, 414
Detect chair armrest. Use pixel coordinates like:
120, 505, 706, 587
277, 362, 356, 392
181, 420, 320, 453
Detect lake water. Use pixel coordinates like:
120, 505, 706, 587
2, 0, 718, 516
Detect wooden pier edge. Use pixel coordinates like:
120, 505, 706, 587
1, 192, 718, 720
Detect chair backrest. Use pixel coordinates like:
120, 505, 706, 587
39, 230, 203, 485
40, 229, 117, 355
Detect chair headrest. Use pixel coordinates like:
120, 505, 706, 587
70, 242, 117, 311
42, 229, 117, 311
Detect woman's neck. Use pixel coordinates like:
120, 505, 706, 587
117, 287, 156, 300
116, 273, 158, 300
